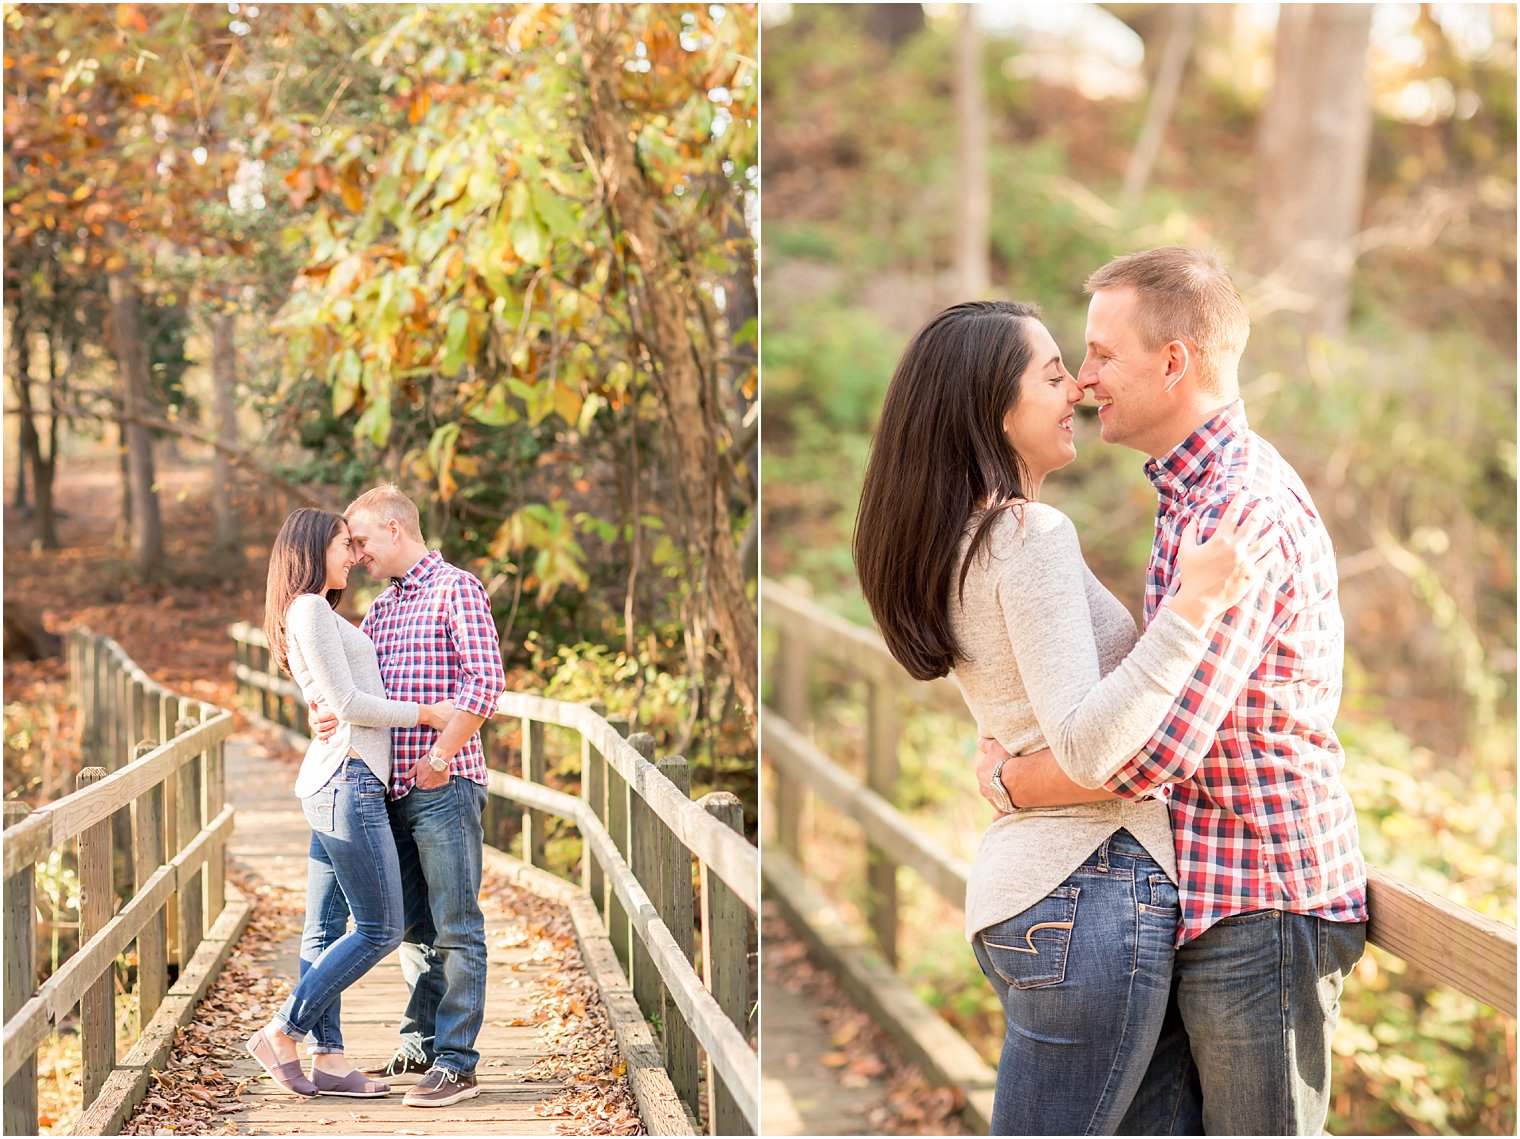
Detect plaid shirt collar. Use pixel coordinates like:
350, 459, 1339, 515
388, 548, 445, 594
1143, 400, 1248, 500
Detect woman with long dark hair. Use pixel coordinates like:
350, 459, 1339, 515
854, 301, 1266, 1135
247, 508, 455, 1098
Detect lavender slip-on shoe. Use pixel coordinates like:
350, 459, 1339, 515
313, 1068, 392, 1097
245, 1029, 318, 1097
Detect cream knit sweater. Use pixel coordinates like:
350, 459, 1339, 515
951, 503, 1209, 940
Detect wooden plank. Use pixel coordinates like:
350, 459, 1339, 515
480, 848, 696, 1136
580, 802, 759, 1129
2, 807, 236, 1080
764, 849, 996, 1134
495, 696, 760, 915
522, 717, 547, 869
865, 680, 900, 966
205, 729, 227, 926
174, 716, 205, 966
132, 754, 168, 1030
1367, 865, 1517, 1015
763, 713, 971, 909
485, 772, 759, 1128
772, 621, 806, 860
629, 733, 660, 1015
656, 754, 698, 1115
77, 766, 114, 1106
606, 716, 633, 975
1, 717, 232, 879
698, 792, 749, 1137
231, 661, 302, 701
760, 579, 966, 715
583, 703, 608, 910
72, 884, 253, 1135
4, 802, 37, 1137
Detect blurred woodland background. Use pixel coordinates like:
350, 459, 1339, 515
761, 3, 1515, 1134
4, 6, 755, 1126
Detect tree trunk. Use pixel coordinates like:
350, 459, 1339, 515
10, 303, 36, 517
1121, 5, 1196, 210
209, 309, 243, 569
953, 4, 990, 299
1253, 4, 1374, 341
106, 272, 164, 577
573, 6, 758, 717
32, 329, 59, 548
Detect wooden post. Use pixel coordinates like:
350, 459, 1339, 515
773, 619, 807, 859
521, 717, 547, 870
655, 754, 698, 1114
160, 696, 180, 964
4, 803, 37, 1136
131, 741, 168, 1034
203, 705, 226, 924
582, 701, 607, 909
110, 671, 138, 856
698, 792, 748, 1136
605, 715, 632, 973
232, 629, 247, 711
628, 732, 659, 1016
77, 766, 114, 1106
256, 640, 272, 722
174, 715, 204, 965
865, 680, 901, 966
87, 636, 102, 766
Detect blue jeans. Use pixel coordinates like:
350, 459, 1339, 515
387, 776, 489, 1076
972, 830, 1195, 1136
276, 759, 403, 1048
1122, 908, 1366, 1136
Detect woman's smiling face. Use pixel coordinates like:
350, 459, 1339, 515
1001, 319, 1083, 484
324, 524, 356, 591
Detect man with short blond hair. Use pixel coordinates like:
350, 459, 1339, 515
311, 483, 505, 1107
982, 247, 1366, 1134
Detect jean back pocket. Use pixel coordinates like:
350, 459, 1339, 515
302, 786, 337, 834
978, 886, 1079, 989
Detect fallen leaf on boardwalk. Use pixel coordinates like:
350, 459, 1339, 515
821, 1050, 850, 1067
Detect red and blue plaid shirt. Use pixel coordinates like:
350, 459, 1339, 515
361, 550, 506, 799
1105, 402, 1367, 945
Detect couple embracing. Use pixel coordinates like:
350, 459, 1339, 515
856, 248, 1368, 1135
246, 485, 506, 1108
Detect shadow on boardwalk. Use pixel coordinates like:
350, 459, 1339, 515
121, 735, 641, 1135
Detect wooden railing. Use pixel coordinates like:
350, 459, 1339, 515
761, 577, 1520, 1132
3, 630, 244, 1136
228, 622, 759, 1135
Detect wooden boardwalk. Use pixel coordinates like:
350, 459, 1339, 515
760, 973, 884, 1135
184, 738, 573, 1134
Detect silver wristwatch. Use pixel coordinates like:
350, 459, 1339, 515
988, 757, 1017, 814
426, 748, 450, 774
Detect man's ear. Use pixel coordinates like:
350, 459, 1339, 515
1161, 339, 1191, 393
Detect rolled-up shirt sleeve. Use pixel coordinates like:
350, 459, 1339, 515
445, 573, 506, 718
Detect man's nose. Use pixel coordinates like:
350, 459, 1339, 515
1076, 357, 1099, 389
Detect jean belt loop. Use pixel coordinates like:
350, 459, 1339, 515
1095, 835, 1111, 873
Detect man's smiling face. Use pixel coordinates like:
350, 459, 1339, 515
1078, 286, 1174, 455
344, 512, 397, 579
